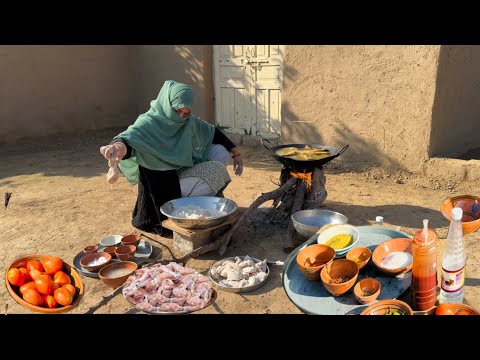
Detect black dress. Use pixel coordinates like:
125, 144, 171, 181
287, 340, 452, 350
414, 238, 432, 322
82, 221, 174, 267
111, 128, 236, 234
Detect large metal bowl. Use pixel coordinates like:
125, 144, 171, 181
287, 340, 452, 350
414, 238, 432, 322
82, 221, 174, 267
292, 209, 348, 238
160, 196, 238, 229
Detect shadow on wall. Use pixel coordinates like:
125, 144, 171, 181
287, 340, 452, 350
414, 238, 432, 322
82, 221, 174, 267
430, 46, 480, 160
282, 101, 405, 173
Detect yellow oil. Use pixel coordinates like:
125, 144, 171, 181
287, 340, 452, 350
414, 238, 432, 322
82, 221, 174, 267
325, 234, 353, 250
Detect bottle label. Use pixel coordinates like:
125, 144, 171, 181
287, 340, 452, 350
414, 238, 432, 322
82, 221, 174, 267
441, 266, 465, 292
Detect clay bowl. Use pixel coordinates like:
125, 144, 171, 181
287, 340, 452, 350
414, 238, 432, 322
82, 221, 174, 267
296, 244, 336, 281
83, 245, 99, 255
103, 246, 118, 259
98, 261, 138, 289
115, 244, 137, 261
440, 195, 480, 235
346, 247, 372, 270
320, 259, 359, 296
80, 252, 112, 272
360, 299, 414, 315
434, 303, 480, 315
120, 234, 141, 248
372, 237, 413, 276
353, 278, 381, 304
5, 254, 84, 314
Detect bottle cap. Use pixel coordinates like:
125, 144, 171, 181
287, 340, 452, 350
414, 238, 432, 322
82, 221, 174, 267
376, 216, 384, 223
452, 207, 463, 221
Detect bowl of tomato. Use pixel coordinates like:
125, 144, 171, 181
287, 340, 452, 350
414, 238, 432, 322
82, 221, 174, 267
435, 303, 480, 315
5, 254, 84, 314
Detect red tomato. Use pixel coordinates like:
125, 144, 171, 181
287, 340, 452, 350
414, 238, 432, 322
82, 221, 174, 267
23, 288, 43, 307
35, 274, 54, 295
435, 304, 458, 315
26, 260, 44, 272
41, 256, 63, 275
7, 268, 25, 287
19, 282, 37, 296
41, 295, 57, 309
54, 288, 73, 306
53, 271, 71, 287
18, 267, 33, 283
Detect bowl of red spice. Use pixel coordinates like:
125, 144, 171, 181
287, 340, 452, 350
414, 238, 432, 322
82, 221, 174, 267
320, 258, 359, 296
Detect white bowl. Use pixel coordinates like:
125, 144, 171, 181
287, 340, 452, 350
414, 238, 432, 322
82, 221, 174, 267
316, 224, 360, 257
99, 235, 123, 247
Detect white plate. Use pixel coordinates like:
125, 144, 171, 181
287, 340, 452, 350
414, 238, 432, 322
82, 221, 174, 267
99, 235, 123, 247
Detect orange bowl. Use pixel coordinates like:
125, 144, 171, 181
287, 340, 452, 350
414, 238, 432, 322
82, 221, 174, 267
372, 238, 413, 276
346, 247, 372, 270
434, 303, 480, 315
440, 195, 480, 235
296, 244, 336, 281
320, 259, 359, 296
360, 299, 414, 315
120, 234, 141, 248
98, 261, 138, 289
353, 278, 381, 304
5, 254, 84, 314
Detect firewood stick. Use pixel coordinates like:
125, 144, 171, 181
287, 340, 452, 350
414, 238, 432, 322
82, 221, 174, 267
283, 179, 306, 252
175, 176, 299, 263
308, 167, 323, 200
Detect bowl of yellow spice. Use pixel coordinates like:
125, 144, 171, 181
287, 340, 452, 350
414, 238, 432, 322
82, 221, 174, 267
316, 224, 359, 258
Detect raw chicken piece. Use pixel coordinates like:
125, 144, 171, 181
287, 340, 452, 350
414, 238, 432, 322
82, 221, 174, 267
247, 276, 259, 286
256, 271, 268, 282
226, 268, 244, 281
107, 157, 120, 184
238, 260, 255, 269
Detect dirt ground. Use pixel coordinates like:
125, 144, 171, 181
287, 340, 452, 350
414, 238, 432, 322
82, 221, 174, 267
1, 128, 480, 315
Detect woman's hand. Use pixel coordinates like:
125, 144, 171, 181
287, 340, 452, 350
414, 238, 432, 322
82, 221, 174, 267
231, 147, 243, 176
99, 142, 127, 162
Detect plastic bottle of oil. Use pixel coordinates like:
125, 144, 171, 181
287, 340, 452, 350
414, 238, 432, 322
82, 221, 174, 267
439, 207, 466, 304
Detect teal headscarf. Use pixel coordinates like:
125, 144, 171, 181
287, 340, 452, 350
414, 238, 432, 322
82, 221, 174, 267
115, 80, 215, 185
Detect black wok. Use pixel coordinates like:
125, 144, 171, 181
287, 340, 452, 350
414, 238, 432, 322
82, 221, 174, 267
261, 139, 349, 172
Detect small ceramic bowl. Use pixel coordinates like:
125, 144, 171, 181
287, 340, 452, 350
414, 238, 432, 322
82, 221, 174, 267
346, 247, 372, 270
80, 252, 112, 272
353, 278, 381, 304
360, 299, 414, 315
115, 244, 137, 261
120, 234, 141, 248
103, 246, 118, 259
98, 261, 138, 288
83, 245, 99, 255
320, 259, 359, 296
99, 234, 123, 247
372, 237, 413, 276
296, 244, 336, 281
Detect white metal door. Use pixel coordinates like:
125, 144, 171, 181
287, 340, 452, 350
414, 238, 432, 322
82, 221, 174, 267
213, 45, 283, 138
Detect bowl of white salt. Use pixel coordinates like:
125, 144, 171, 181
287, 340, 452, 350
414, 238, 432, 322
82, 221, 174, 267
160, 196, 238, 229
372, 237, 413, 276
80, 252, 112, 272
